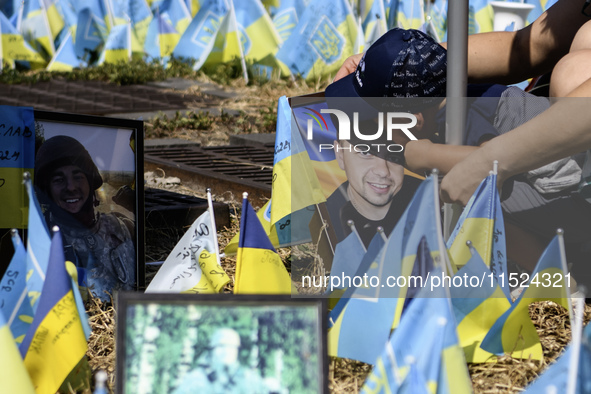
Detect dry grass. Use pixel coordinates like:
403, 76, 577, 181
86, 200, 591, 393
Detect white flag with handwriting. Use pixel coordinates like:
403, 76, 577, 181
145, 210, 230, 293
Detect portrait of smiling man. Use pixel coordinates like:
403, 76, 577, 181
34, 135, 136, 301
327, 136, 421, 248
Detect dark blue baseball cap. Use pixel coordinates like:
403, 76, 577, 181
326, 28, 447, 108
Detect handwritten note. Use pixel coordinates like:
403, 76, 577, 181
0, 105, 35, 228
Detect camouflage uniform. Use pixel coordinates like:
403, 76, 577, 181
172, 363, 269, 394
173, 328, 270, 394
44, 206, 136, 301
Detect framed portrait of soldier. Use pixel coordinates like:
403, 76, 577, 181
116, 293, 328, 394
32, 110, 144, 299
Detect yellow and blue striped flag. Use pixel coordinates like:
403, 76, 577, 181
447, 171, 511, 299
129, 0, 154, 46
44, 0, 65, 40
275, 0, 358, 80
271, 96, 326, 226
0, 230, 34, 344
0, 10, 45, 66
46, 30, 85, 70
20, 227, 89, 394
20, 0, 55, 59
388, 0, 425, 30
360, 275, 472, 394
0, 310, 35, 394
480, 233, 572, 360
97, 22, 132, 64
161, 0, 192, 35
234, 193, 294, 294
24, 175, 50, 313
173, 0, 228, 70
233, 0, 282, 65
203, 0, 246, 78
144, 11, 179, 64
328, 175, 450, 364
450, 245, 511, 363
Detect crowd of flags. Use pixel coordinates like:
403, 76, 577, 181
0, 0, 557, 79
144, 94, 587, 392
1, 176, 90, 393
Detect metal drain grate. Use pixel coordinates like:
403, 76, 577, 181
145, 188, 230, 229
0, 80, 208, 115
144, 144, 274, 205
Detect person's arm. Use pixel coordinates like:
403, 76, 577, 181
440, 82, 591, 205
333, 0, 588, 84
459, 0, 588, 84
404, 139, 479, 174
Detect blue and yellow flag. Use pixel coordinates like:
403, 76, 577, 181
129, 0, 154, 46
360, 277, 472, 394
172, 0, 229, 70
20, 0, 55, 59
450, 245, 511, 363
97, 22, 132, 64
20, 227, 89, 394
480, 233, 572, 360
234, 194, 294, 294
269, 0, 307, 42
144, 11, 179, 64
447, 171, 511, 299
0, 310, 35, 394
388, 0, 425, 30
74, 7, 108, 61
470, 0, 493, 34
426, 0, 447, 42
329, 228, 366, 285
24, 174, 50, 313
275, 0, 358, 80
203, 1, 247, 79
0, 230, 34, 344
362, 0, 387, 48
46, 30, 86, 70
328, 175, 450, 364
0, 11, 46, 66
161, 0, 192, 35
233, 0, 282, 65
523, 314, 591, 393
271, 96, 326, 225
225, 95, 325, 254
328, 231, 386, 328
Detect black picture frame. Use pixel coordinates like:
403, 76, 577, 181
116, 293, 328, 394
32, 110, 145, 290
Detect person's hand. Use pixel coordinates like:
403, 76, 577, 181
334, 53, 363, 81
439, 152, 496, 205
404, 139, 433, 174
